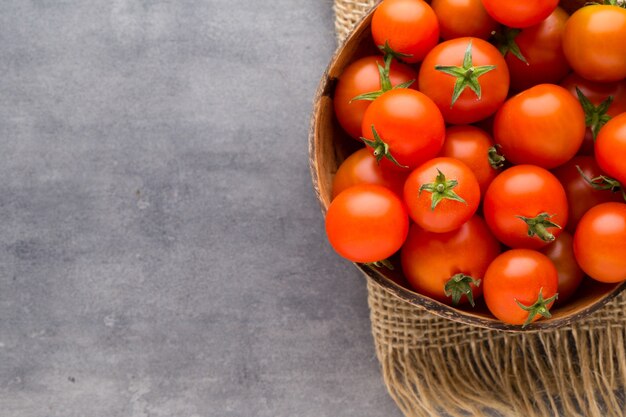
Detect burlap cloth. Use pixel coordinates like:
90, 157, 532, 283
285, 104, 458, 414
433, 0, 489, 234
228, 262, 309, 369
332, 2, 626, 416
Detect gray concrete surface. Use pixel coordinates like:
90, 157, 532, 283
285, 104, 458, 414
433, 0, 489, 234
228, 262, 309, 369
0, 1, 403, 416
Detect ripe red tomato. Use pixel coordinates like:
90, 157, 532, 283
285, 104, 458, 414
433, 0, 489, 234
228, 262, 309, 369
418, 37, 509, 125
371, 0, 439, 63
483, 165, 568, 249
480, 0, 559, 28
438, 125, 499, 195
540, 232, 584, 304
574, 202, 626, 283
325, 184, 409, 263
595, 113, 626, 186
431, 0, 499, 41
334, 56, 418, 140
483, 249, 559, 327
401, 216, 501, 306
361, 89, 445, 171
563, 5, 626, 82
403, 157, 480, 233
332, 148, 409, 199
493, 84, 585, 169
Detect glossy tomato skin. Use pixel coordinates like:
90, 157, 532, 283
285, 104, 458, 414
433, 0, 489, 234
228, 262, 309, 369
563, 5, 626, 82
371, 0, 439, 63
361, 89, 445, 171
540, 232, 584, 304
483, 165, 568, 249
325, 185, 409, 263
431, 0, 499, 41
438, 125, 498, 195
332, 148, 409, 200
481, 0, 558, 28
401, 216, 501, 305
595, 113, 626, 185
505, 7, 570, 92
483, 249, 558, 326
333, 56, 419, 140
574, 202, 626, 283
418, 37, 509, 125
494, 84, 585, 169
404, 157, 480, 233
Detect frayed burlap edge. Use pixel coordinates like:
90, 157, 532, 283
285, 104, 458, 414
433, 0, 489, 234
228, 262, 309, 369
333, 1, 626, 416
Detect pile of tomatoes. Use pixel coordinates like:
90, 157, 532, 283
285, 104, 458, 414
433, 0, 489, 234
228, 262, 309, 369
324, 0, 626, 327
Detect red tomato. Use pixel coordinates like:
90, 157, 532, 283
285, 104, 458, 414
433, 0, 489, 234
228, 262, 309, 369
333, 56, 418, 140
493, 84, 585, 169
431, 0, 499, 41
502, 7, 570, 92
325, 184, 409, 263
361, 89, 445, 171
563, 5, 626, 82
438, 125, 499, 195
418, 37, 510, 125
371, 0, 439, 63
574, 202, 626, 283
540, 232, 584, 304
483, 165, 568, 249
331, 148, 408, 199
483, 249, 558, 327
401, 216, 501, 306
403, 157, 480, 233
480, 0, 558, 28
595, 113, 626, 186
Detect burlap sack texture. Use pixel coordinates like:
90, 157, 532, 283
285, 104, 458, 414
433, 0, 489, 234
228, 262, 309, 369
331, 1, 626, 416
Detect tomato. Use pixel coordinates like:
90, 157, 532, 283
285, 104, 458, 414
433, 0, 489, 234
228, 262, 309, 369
483, 249, 558, 327
325, 184, 409, 263
563, 5, 626, 83
438, 125, 499, 195
595, 113, 626, 186
493, 84, 585, 169
483, 165, 568, 249
480, 0, 558, 28
574, 202, 626, 283
333, 56, 419, 140
540, 232, 584, 304
418, 37, 509, 125
404, 157, 480, 233
552, 156, 623, 233
361, 89, 445, 171
401, 216, 501, 306
501, 7, 570, 92
431, 0, 499, 41
332, 148, 409, 199
371, 0, 439, 63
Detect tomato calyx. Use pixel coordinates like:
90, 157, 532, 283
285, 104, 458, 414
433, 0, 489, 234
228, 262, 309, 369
361, 125, 408, 168
419, 169, 468, 210
575, 87, 613, 140
494, 28, 528, 64
488, 145, 506, 170
378, 41, 414, 63
515, 289, 558, 328
365, 258, 395, 270
576, 165, 626, 201
444, 274, 481, 307
434, 41, 497, 107
351, 54, 415, 102
603, 0, 626, 8
516, 213, 562, 242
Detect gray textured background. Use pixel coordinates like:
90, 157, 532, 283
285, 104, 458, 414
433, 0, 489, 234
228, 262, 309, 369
0, 1, 403, 416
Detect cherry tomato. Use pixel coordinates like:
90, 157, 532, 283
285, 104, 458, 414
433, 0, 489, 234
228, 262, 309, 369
574, 202, 626, 283
483, 249, 558, 327
502, 7, 570, 92
480, 0, 558, 28
332, 148, 408, 199
361, 89, 445, 171
325, 184, 409, 263
540, 232, 584, 304
403, 157, 480, 233
595, 113, 626, 186
371, 0, 439, 63
401, 216, 501, 306
563, 5, 626, 82
493, 84, 585, 169
431, 0, 499, 41
483, 165, 568, 249
418, 37, 509, 125
333, 56, 419, 140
